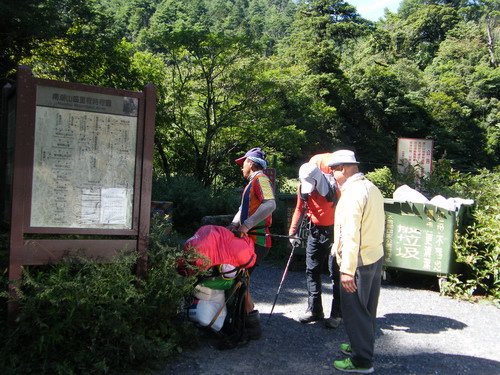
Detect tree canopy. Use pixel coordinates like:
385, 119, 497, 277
1, 0, 498, 186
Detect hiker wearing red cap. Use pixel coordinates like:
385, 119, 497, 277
230, 147, 276, 264
229, 147, 276, 340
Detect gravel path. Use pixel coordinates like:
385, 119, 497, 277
158, 263, 500, 375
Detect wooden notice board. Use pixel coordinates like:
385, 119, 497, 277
6, 66, 156, 307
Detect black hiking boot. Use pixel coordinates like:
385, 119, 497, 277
298, 311, 324, 323
245, 310, 262, 340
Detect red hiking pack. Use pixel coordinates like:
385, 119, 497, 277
181, 225, 256, 273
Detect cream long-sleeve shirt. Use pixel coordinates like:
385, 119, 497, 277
332, 173, 385, 276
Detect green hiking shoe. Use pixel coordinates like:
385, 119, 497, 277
333, 357, 374, 374
340, 343, 352, 355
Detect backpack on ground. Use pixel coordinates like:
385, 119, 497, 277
216, 270, 251, 350
181, 225, 258, 350
187, 269, 252, 350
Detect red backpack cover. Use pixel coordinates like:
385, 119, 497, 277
181, 225, 256, 273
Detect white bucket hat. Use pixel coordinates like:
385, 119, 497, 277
327, 150, 359, 167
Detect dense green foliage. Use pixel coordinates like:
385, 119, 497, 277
0, 218, 201, 374
1, 0, 498, 184
152, 175, 241, 235
0, 3, 498, 372
443, 169, 500, 300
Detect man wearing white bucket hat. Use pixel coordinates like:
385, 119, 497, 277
328, 149, 384, 374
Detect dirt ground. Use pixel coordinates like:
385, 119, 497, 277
156, 263, 500, 375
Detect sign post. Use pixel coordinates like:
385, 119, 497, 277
4, 66, 156, 318
397, 138, 434, 179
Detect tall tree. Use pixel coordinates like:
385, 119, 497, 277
388, 2, 461, 68
147, 29, 302, 185
353, 0, 499, 169
260, 0, 297, 54
276, 0, 369, 157
0, 0, 105, 85
423, 20, 499, 168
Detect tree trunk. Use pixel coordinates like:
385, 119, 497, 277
487, 18, 497, 68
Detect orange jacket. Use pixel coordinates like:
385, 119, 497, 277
288, 187, 336, 235
288, 153, 340, 234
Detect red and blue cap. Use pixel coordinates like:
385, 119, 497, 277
235, 147, 267, 168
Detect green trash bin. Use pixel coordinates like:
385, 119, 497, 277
383, 199, 472, 276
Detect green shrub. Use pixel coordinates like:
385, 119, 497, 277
365, 166, 395, 198
419, 158, 468, 198
0, 217, 202, 375
441, 169, 500, 301
366, 159, 468, 199
277, 176, 299, 195
152, 175, 240, 236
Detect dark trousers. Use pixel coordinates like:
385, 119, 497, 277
246, 244, 270, 314
305, 224, 341, 318
341, 256, 384, 368
248, 244, 269, 275
328, 253, 342, 318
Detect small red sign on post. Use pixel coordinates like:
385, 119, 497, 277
264, 168, 276, 191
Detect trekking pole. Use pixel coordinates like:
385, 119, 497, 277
266, 198, 308, 322
267, 240, 300, 322
247, 232, 301, 240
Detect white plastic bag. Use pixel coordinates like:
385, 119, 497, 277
187, 298, 227, 332
393, 184, 429, 203
429, 195, 474, 211
193, 285, 225, 303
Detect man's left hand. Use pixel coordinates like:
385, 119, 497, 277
239, 223, 249, 236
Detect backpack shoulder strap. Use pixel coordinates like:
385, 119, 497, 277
206, 279, 243, 329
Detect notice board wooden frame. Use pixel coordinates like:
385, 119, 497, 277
8, 66, 156, 298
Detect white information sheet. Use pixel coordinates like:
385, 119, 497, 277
30, 87, 138, 229
100, 188, 128, 225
